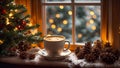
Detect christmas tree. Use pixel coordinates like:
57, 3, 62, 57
0, 0, 43, 56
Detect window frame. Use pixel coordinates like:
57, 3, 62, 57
41, 0, 102, 45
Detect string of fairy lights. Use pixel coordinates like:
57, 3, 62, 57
47, 5, 97, 39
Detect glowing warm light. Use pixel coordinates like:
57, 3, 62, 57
9, 13, 13, 17
57, 27, 62, 32
15, 9, 18, 12
89, 19, 94, 24
10, 10, 13, 11
6, 18, 10, 25
68, 10, 72, 15
59, 5, 64, 9
14, 27, 18, 31
56, 13, 60, 18
12, 2, 16, 5
0, 40, 3, 45
31, 29, 38, 35
63, 20, 68, 25
27, 22, 33, 26
51, 24, 56, 29
26, 18, 30, 20
90, 11, 95, 15
49, 18, 54, 24
91, 25, 96, 30
78, 33, 82, 38
92, 15, 97, 19
106, 40, 109, 43
11, 17, 14, 19
31, 44, 38, 47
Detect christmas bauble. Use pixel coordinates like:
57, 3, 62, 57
21, 20, 26, 26
16, 25, 24, 30
1, 9, 6, 14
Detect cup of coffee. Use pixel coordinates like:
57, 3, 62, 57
43, 35, 70, 57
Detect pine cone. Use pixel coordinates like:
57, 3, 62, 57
84, 42, 92, 49
104, 42, 111, 48
77, 51, 85, 59
17, 41, 31, 51
93, 40, 102, 50
85, 54, 97, 62
28, 53, 36, 60
83, 42, 92, 54
77, 42, 92, 59
19, 51, 28, 59
75, 46, 80, 54
112, 49, 120, 60
103, 47, 113, 53
100, 52, 116, 64
91, 48, 101, 59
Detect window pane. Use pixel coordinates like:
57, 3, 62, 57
75, 0, 101, 3
76, 6, 101, 43
43, 0, 71, 3
75, 0, 100, 1
46, 6, 72, 42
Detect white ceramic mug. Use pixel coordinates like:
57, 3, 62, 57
43, 35, 70, 57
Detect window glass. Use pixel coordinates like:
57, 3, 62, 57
75, 6, 101, 43
46, 6, 72, 42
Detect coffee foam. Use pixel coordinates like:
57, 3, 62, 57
44, 36, 64, 41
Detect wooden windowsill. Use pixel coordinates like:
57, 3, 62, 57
0, 57, 69, 68
0, 52, 120, 68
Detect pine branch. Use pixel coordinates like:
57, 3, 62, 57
13, 9, 27, 18
22, 15, 30, 20
21, 24, 40, 32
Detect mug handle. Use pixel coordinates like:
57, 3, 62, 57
64, 41, 70, 51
